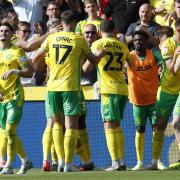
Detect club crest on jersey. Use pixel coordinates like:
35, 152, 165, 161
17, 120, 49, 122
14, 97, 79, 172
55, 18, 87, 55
5, 53, 12, 60
162, 46, 168, 54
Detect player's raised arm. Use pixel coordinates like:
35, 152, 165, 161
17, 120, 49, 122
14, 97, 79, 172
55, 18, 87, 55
15, 31, 54, 52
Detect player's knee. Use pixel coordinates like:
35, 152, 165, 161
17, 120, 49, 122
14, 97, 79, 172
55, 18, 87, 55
136, 126, 145, 133
156, 117, 167, 130
78, 115, 86, 129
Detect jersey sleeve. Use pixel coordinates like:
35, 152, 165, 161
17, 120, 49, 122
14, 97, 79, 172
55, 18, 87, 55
161, 40, 173, 61
152, 48, 163, 65
91, 41, 97, 54
41, 35, 51, 52
75, 21, 82, 35
91, 40, 103, 55
17, 48, 29, 69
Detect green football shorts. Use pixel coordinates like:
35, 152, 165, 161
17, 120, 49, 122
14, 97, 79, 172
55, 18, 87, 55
156, 90, 178, 120
0, 99, 24, 129
101, 94, 128, 121
47, 91, 81, 116
45, 93, 54, 119
133, 103, 157, 127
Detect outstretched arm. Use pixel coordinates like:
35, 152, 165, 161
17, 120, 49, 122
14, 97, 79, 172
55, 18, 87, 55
15, 33, 50, 52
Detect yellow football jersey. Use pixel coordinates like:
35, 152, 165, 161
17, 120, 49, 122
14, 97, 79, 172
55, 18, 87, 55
161, 36, 180, 94
75, 18, 102, 35
91, 37, 130, 95
41, 31, 91, 91
0, 45, 29, 103
150, 0, 174, 26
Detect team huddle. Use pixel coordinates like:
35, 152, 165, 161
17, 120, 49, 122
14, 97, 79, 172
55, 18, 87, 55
0, 1, 180, 176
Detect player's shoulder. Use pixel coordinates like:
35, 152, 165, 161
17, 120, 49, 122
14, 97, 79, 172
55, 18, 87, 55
10, 44, 24, 54
162, 36, 175, 48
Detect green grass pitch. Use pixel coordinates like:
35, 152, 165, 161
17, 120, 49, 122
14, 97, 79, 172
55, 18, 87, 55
0, 169, 180, 180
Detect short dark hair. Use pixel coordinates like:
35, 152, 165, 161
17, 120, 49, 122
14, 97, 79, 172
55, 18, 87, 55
0, 22, 13, 32
157, 26, 174, 37
47, 1, 58, 9
100, 20, 114, 33
61, 10, 78, 24
18, 21, 31, 29
133, 30, 149, 40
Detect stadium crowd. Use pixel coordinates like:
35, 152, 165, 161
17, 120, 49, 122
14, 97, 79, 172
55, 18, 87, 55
0, 0, 179, 175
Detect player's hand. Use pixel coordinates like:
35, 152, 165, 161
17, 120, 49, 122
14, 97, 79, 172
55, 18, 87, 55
154, 7, 167, 14
49, 24, 63, 33
55, 24, 63, 32
33, 22, 43, 35
0, 92, 4, 102
1, 69, 19, 80
136, 25, 148, 32
96, 49, 106, 59
167, 11, 176, 26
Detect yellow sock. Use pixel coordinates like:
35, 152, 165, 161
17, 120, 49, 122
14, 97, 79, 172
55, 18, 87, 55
76, 139, 89, 162
105, 128, 119, 160
64, 129, 78, 163
51, 142, 58, 163
152, 130, 164, 160
6, 124, 17, 165
16, 136, 27, 160
0, 128, 7, 159
178, 144, 180, 151
78, 129, 91, 161
42, 127, 52, 161
135, 131, 144, 161
117, 127, 124, 159
52, 123, 64, 160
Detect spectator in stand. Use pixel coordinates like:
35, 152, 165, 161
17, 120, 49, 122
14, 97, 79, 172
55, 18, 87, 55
7, 0, 45, 37
81, 24, 98, 85
42, 1, 62, 33
46, 1, 61, 19
102, 0, 127, 34
97, 0, 109, 18
126, 3, 160, 50
76, 0, 102, 37
126, 0, 150, 27
0, 0, 14, 17
52, 0, 85, 20
16, 21, 47, 86
0, 10, 19, 32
